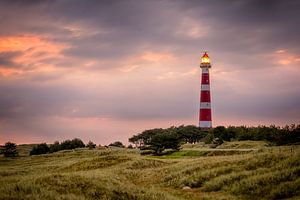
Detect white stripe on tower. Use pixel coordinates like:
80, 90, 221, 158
201, 84, 210, 91
200, 102, 211, 109
199, 121, 212, 127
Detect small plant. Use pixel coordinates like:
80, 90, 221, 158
3, 142, 18, 157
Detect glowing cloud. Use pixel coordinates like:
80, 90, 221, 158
0, 35, 68, 76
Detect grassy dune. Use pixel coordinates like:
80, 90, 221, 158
0, 142, 299, 200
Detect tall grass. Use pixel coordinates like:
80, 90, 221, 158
0, 143, 299, 200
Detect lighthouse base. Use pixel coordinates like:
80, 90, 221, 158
199, 121, 212, 128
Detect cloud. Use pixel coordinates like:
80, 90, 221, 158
0, 51, 22, 68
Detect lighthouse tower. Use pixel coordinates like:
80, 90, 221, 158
199, 52, 212, 128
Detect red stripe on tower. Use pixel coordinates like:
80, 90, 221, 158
199, 52, 212, 128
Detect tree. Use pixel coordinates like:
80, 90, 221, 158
108, 141, 125, 148
129, 127, 183, 155
129, 128, 164, 148
49, 141, 61, 153
30, 143, 50, 155
177, 125, 207, 143
213, 126, 231, 141
70, 138, 85, 149
147, 129, 182, 155
87, 141, 96, 149
60, 138, 85, 150
3, 142, 18, 157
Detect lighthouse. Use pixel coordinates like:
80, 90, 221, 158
199, 52, 212, 128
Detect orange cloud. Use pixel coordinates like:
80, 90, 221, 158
0, 35, 65, 53
273, 49, 300, 66
0, 35, 68, 76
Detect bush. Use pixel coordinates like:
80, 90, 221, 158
30, 143, 50, 155
109, 141, 125, 148
49, 141, 61, 153
3, 142, 18, 157
87, 141, 96, 149
48, 138, 85, 153
213, 126, 230, 141
60, 138, 85, 150
0, 145, 3, 155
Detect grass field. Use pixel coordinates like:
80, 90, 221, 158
0, 142, 299, 200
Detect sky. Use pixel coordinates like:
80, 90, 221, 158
0, 0, 299, 145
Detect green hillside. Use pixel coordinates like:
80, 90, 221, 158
0, 142, 299, 200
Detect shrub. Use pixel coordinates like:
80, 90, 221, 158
60, 138, 85, 150
48, 138, 85, 153
49, 141, 61, 153
3, 142, 18, 157
109, 141, 125, 148
30, 143, 50, 155
87, 141, 96, 149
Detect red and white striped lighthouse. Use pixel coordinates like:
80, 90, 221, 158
199, 52, 212, 128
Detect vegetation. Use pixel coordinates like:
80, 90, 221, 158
29, 138, 86, 156
209, 124, 300, 145
129, 124, 300, 155
86, 141, 96, 149
108, 141, 125, 148
0, 142, 299, 200
16, 144, 36, 156
30, 143, 50, 155
1, 124, 299, 199
59, 138, 85, 150
2, 142, 18, 157
129, 125, 207, 155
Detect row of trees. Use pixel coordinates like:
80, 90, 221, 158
30, 138, 96, 155
209, 124, 300, 145
129, 124, 300, 155
0, 139, 126, 157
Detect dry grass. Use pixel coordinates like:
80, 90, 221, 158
0, 142, 299, 200
216, 140, 269, 149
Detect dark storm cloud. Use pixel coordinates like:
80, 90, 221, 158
1, 0, 299, 62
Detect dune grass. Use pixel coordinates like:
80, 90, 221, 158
0, 143, 299, 200
216, 140, 270, 149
